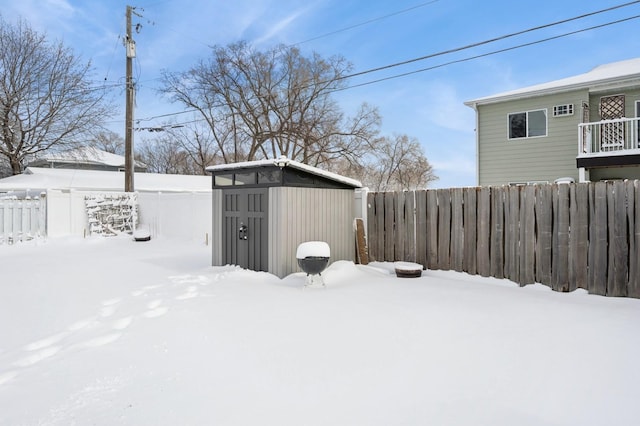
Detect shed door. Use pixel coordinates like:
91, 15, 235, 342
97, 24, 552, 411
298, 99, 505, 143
222, 188, 268, 271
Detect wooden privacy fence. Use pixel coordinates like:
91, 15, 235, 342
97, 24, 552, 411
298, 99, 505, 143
0, 196, 47, 244
366, 181, 640, 298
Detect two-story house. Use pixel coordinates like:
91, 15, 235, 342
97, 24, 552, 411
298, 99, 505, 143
465, 57, 640, 186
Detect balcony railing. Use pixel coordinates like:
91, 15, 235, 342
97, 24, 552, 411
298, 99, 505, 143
578, 117, 640, 156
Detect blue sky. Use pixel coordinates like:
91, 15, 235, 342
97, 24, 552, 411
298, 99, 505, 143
2, 0, 639, 187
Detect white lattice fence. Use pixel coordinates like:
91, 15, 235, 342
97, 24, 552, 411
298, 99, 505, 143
0, 196, 47, 244
85, 193, 138, 236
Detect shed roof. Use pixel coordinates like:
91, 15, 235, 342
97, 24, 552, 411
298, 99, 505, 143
464, 57, 640, 107
0, 167, 211, 193
206, 156, 363, 188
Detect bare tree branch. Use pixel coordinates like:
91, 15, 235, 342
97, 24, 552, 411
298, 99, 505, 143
0, 17, 115, 174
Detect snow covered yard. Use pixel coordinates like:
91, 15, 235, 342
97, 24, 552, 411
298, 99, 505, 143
1, 236, 639, 426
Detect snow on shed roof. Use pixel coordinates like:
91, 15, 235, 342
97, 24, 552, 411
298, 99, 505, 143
465, 57, 640, 106
206, 156, 363, 188
0, 167, 211, 193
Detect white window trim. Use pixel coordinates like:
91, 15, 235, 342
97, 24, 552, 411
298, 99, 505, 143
553, 104, 574, 117
507, 108, 548, 140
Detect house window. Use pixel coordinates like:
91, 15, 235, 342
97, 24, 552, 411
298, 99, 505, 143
553, 104, 574, 117
508, 109, 547, 139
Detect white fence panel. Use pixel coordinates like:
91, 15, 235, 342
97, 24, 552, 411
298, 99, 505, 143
137, 191, 212, 242
0, 196, 47, 244
2, 190, 212, 242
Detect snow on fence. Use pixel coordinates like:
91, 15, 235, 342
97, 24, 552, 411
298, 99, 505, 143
85, 193, 138, 236
0, 195, 47, 244
366, 180, 640, 298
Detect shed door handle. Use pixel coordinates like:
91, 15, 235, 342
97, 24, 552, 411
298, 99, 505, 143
238, 224, 248, 240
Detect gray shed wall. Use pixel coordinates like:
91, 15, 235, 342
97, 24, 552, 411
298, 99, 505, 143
211, 189, 223, 267
268, 187, 355, 278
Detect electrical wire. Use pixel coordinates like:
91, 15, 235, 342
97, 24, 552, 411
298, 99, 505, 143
133, 6, 640, 130
334, 14, 640, 92
291, 0, 440, 46
338, 0, 640, 81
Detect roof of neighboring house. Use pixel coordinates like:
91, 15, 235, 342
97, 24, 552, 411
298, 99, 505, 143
465, 57, 640, 107
28, 146, 147, 169
206, 156, 363, 188
0, 167, 211, 193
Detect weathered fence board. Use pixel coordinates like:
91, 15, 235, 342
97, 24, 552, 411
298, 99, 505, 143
519, 185, 536, 285
569, 184, 589, 291
536, 184, 552, 286
405, 191, 416, 263
631, 181, 640, 298
505, 186, 520, 283
477, 187, 491, 277
450, 188, 464, 272
610, 181, 628, 296
367, 180, 640, 299
437, 189, 452, 270
426, 190, 438, 269
552, 184, 570, 292
490, 187, 504, 279
384, 193, 395, 261
463, 188, 477, 275
415, 191, 428, 268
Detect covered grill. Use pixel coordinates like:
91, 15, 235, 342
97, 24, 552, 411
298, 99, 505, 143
296, 241, 330, 286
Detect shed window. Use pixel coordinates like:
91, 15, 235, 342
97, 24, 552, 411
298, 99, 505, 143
258, 170, 280, 184
214, 174, 234, 186
234, 172, 256, 185
508, 109, 547, 139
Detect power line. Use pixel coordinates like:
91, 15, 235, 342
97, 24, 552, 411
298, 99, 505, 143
339, 0, 640, 81
132, 1, 640, 129
291, 0, 440, 46
335, 14, 640, 92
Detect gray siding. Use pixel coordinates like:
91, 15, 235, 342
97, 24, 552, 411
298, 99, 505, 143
268, 187, 355, 278
211, 189, 223, 266
588, 88, 640, 121
477, 89, 589, 186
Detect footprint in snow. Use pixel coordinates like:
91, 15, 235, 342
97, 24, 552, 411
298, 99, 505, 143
176, 286, 198, 300
0, 371, 19, 386
112, 316, 133, 330
13, 346, 61, 367
78, 333, 122, 348
99, 298, 122, 317
144, 306, 169, 318
23, 332, 69, 352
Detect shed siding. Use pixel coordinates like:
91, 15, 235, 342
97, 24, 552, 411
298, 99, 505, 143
478, 89, 588, 186
268, 187, 354, 278
211, 189, 223, 266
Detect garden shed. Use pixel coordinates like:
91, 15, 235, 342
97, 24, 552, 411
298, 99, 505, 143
206, 157, 362, 278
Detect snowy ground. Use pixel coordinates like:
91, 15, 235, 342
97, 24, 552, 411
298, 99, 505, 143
1, 235, 639, 426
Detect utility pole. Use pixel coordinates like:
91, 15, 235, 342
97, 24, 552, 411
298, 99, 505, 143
124, 5, 136, 192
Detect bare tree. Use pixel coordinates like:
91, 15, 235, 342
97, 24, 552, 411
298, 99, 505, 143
339, 134, 438, 191
166, 121, 220, 174
89, 130, 125, 155
160, 41, 380, 168
0, 17, 114, 175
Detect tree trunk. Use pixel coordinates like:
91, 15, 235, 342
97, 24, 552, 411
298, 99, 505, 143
10, 156, 22, 175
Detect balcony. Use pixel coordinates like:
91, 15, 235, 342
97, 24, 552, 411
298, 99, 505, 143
577, 117, 640, 169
